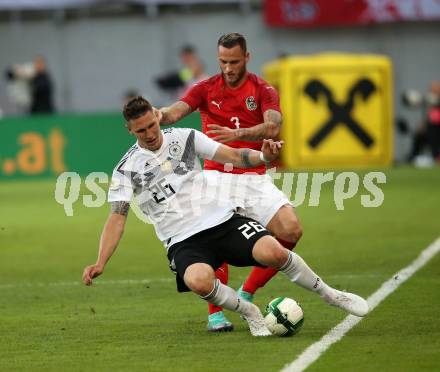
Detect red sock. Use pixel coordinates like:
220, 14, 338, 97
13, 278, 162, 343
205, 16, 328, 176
208, 262, 229, 315
242, 238, 296, 295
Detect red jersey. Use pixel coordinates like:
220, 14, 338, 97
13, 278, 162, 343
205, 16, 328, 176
180, 72, 281, 174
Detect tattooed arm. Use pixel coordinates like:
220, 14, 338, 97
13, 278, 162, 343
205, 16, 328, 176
212, 139, 283, 169
82, 201, 130, 285
206, 109, 282, 143
159, 101, 192, 126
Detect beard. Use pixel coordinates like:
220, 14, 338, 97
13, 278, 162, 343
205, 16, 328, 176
223, 65, 246, 87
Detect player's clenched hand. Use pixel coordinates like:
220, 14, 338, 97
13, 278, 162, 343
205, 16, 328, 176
261, 139, 284, 162
82, 264, 104, 286
206, 124, 240, 143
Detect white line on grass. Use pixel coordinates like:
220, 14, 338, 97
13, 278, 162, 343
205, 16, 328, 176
281, 237, 440, 372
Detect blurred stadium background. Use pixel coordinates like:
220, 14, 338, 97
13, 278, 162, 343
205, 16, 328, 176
0, 1, 439, 371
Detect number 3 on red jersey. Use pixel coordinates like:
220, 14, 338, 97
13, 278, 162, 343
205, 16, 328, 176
230, 116, 240, 129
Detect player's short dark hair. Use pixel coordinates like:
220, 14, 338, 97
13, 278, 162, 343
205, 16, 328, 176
123, 96, 152, 122
217, 33, 247, 53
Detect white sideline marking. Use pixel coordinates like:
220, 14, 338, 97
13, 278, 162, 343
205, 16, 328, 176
281, 237, 440, 372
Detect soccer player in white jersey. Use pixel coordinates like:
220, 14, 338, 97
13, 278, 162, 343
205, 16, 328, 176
82, 97, 369, 336
159, 33, 302, 332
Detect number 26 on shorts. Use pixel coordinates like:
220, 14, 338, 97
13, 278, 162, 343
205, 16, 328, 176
238, 221, 265, 239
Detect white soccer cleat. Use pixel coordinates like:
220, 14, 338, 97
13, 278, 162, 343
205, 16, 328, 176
243, 304, 272, 336
323, 289, 369, 317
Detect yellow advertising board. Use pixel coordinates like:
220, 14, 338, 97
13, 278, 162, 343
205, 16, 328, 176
263, 54, 393, 168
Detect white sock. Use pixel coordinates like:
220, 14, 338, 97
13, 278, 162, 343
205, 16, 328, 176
201, 279, 257, 318
279, 251, 333, 297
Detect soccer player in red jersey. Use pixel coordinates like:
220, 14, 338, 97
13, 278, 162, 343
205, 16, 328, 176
159, 33, 302, 332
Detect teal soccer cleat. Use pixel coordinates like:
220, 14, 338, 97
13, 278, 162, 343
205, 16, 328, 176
207, 311, 234, 332
237, 286, 254, 320
237, 285, 254, 303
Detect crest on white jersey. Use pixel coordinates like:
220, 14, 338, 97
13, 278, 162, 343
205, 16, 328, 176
169, 141, 183, 157
245, 96, 257, 111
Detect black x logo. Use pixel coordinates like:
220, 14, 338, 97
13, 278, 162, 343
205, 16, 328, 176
304, 78, 376, 149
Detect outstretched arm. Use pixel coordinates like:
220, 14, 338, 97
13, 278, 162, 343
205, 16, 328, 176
212, 139, 283, 169
82, 201, 129, 285
159, 101, 192, 126
207, 109, 282, 143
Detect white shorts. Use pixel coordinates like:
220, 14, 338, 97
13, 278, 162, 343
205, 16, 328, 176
204, 170, 292, 227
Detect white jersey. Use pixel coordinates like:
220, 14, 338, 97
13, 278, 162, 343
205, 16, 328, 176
108, 128, 235, 250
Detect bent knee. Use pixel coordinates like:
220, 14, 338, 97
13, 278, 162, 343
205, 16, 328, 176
183, 265, 214, 296
276, 218, 303, 243
292, 221, 303, 242
253, 237, 289, 269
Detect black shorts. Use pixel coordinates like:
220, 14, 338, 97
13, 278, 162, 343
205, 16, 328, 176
167, 214, 272, 292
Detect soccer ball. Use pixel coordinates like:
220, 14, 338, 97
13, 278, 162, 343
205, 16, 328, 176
264, 297, 304, 337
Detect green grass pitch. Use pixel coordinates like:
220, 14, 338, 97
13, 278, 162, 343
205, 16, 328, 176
0, 167, 439, 371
